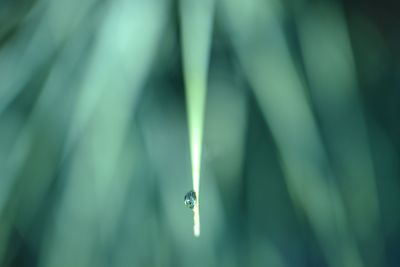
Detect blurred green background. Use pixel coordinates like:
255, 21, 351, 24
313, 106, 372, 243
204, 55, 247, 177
0, 0, 399, 266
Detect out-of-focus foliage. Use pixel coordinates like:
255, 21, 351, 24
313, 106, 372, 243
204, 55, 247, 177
0, 0, 399, 266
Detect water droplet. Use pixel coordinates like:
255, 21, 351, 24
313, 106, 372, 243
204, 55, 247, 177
184, 190, 197, 210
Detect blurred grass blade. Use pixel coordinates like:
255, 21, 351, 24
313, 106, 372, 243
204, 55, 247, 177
296, 3, 385, 265
220, 1, 363, 266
